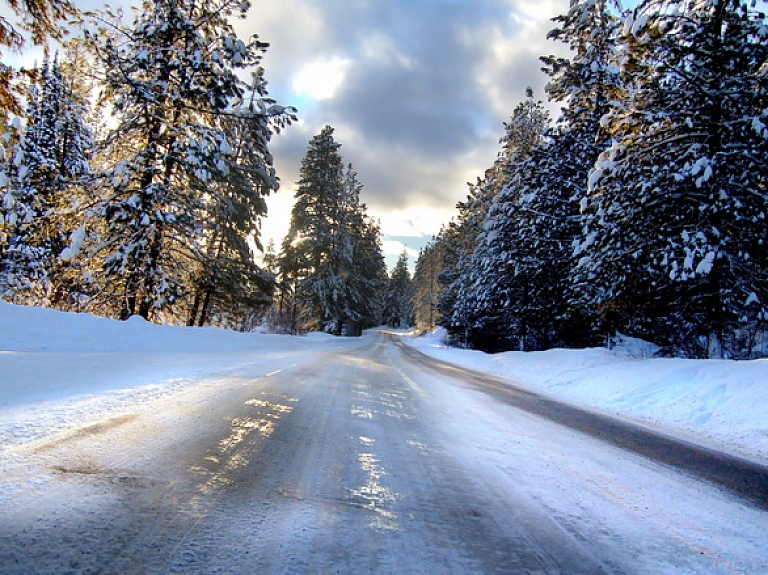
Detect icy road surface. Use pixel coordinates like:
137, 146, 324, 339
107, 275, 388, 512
2, 333, 767, 574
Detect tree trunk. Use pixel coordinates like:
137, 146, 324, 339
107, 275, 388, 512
187, 288, 203, 326
197, 282, 215, 327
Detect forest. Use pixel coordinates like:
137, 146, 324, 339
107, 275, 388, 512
1, 0, 767, 359
0, 0, 299, 328
412, 0, 768, 359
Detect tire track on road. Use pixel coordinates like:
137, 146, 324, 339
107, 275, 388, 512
394, 337, 768, 511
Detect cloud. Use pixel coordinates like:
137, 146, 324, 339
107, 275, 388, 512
292, 56, 352, 100
245, 0, 571, 248
382, 240, 420, 259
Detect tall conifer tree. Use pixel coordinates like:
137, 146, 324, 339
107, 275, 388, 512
574, 0, 768, 356
86, 0, 293, 321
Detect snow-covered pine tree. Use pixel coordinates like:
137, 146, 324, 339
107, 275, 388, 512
446, 90, 550, 351
437, 167, 503, 341
0, 53, 93, 303
0, 65, 51, 299
0, 118, 26, 291
281, 125, 346, 332
341, 165, 387, 331
279, 127, 384, 335
466, 0, 625, 350
186, 71, 294, 329
573, 0, 768, 357
383, 250, 414, 329
86, 0, 294, 321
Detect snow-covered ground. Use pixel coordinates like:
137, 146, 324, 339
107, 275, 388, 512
2, 301, 766, 467
0, 300, 350, 449
405, 328, 768, 466
2, 303, 768, 573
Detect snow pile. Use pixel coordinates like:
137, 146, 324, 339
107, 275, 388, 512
406, 333, 768, 465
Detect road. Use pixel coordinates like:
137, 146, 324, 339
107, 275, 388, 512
1, 332, 767, 574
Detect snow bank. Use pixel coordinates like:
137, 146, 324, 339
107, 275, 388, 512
405, 332, 768, 465
0, 301, 347, 446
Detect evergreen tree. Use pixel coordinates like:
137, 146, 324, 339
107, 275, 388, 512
574, 0, 768, 357
444, 90, 550, 350
457, 0, 623, 351
279, 127, 384, 335
85, 0, 294, 321
186, 82, 290, 328
0, 53, 92, 302
343, 169, 388, 330
383, 250, 414, 328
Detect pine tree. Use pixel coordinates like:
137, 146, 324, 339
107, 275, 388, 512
186, 81, 291, 328
0, 52, 93, 302
85, 0, 294, 321
343, 167, 387, 330
279, 127, 384, 335
461, 0, 624, 350
574, 0, 768, 357
445, 90, 550, 350
282, 125, 345, 332
383, 250, 414, 328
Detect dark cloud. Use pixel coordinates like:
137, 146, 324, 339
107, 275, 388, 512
245, 0, 570, 241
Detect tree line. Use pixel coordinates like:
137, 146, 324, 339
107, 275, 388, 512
0, 0, 420, 333
0, 0, 298, 328
414, 0, 768, 359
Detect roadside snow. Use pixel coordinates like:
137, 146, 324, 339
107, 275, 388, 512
0, 301, 347, 448
404, 328, 768, 466
3, 300, 767, 468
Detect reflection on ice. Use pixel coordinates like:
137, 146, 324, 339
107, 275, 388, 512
193, 395, 297, 496
351, 406, 373, 419
347, 437, 399, 531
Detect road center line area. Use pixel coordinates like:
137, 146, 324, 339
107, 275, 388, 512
1, 333, 767, 574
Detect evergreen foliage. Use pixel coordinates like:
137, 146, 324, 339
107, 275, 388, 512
1, 0, 294, 331
278, 126, 385, 335
0, 53, 92, 303
83, 0, 295, 322
573, 0, 768, 357
0, 0, 77, 117
412, 235, 450, 332
422, 0, 768, 358
383, 250, 414, 329
442, 90, 550, 350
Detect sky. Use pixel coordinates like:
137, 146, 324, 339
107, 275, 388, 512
234, 0, 573, 270
2, 0, 575, 271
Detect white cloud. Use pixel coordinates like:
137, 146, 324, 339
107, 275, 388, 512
377, 206, 454, 239
292, 56, 352, 101
361, 32, 415, 69
382, 240, 420, 259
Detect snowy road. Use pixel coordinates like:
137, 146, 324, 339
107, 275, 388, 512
2, 332, 767, 574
